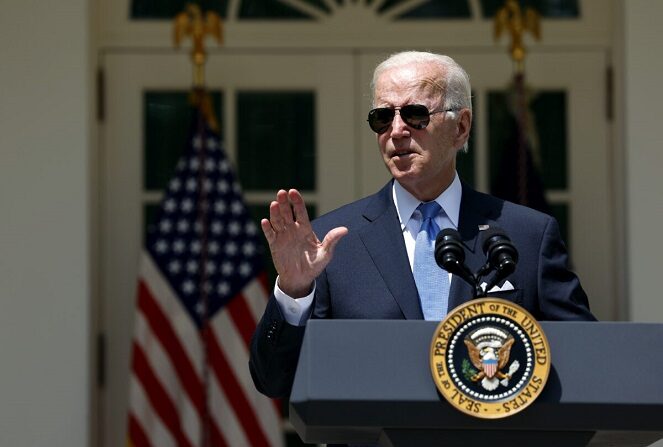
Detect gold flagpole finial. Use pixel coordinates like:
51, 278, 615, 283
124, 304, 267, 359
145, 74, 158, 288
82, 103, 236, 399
174, 3, 223, 88
494, 0, 541, 72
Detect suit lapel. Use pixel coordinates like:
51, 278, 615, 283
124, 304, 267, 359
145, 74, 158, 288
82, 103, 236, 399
358, 183, 424, 319
356, 181, 503, 318
447, 183, 500, 311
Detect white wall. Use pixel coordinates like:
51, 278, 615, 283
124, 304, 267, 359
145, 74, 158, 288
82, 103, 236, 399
0, 0, 91, 445
624, 1, 663, 322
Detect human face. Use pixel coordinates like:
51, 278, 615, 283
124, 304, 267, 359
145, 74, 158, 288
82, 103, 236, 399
373, 64, 470, 201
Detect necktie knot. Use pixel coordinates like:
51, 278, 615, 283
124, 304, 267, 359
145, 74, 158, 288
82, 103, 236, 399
417, 202, 442, 241
418, 201, 441, 220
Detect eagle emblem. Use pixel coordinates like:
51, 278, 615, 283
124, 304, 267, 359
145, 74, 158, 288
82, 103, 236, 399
464, 326, 521, 391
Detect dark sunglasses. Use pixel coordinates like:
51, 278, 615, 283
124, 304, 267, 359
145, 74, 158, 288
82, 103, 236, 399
367, 104, 457, 134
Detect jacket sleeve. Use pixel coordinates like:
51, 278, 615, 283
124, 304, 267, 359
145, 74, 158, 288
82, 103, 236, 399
249, 295, 307, 398
537, 216, 597, 321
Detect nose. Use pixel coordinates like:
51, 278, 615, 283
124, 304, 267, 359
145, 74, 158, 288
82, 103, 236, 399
389, 109, 410, 138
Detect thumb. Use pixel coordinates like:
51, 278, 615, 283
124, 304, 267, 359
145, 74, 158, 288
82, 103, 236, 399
321, 226, 348, 254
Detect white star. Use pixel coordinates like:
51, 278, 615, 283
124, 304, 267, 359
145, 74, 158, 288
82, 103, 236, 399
217, 180, 229, 193
168, 260, 181, 274
159, 219, 172, 233
211, 221, 224, 235
195, 301, 205, 315
176, 159, 186, 171
206, 137, 218, 151
225, 242, 238, 256
208, 241, 220, 254
173, 239, 186, 253
186, 260, 198, 274
219, 160, 229, 173
189, 158, 200, 171
217, 281, 230, 295
164, 199, 177, 213
221, 262, 234, 275
181, 199, 194, 213
242, 242, 256, 256
239, 262, 252, 277
192, 136, 203, 150
245, 222, 257, 235
206, 261, 217, 274
182, 280, 195, 294
214, 200, 227, 214
228, 221, 241, 236
190, 240, 202, 254
231, 201, 243, 215
154, 239, 168, 253
186, 178, 197, 192
205, 159, 216, 172
169, 178, 182, 192
177, 219, 190, 233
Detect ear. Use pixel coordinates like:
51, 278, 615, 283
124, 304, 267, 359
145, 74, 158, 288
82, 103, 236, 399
454, 108, 472, 149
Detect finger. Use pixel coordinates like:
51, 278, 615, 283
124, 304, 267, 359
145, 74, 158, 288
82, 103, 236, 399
276, 189, 295, 225
321, 226, 349, 254
288, 189, 311, 226
268, 200, 285, 231
260, 218, 276, 244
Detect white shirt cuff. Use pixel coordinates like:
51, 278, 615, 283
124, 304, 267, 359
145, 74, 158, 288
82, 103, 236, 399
273, 276, 315, 326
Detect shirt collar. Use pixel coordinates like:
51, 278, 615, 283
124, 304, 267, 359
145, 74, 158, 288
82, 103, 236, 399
392, 172, 462, 230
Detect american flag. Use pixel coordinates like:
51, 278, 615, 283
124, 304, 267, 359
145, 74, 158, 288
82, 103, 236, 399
127, 95, 283, 447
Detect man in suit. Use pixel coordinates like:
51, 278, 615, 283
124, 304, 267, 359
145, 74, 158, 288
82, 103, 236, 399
250, 51, 595, 399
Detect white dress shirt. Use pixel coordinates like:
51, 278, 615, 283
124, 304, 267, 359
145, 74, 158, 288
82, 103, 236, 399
274, 173, 462, 326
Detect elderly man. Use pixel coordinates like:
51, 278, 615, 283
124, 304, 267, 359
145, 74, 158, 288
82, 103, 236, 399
249, 51, 595, 399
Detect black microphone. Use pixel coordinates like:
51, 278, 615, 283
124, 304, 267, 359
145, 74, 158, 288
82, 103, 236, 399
481, 227, 518, 291
434, 229, 476, 292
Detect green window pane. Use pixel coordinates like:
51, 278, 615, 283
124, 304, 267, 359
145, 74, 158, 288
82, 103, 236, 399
550, 203, 569, 249
239, 0, 312, 18
530, 91, 567, 189
131, 0, 332, 19
487, 90, 567, 191
480, 0, 579, 18
237, 91, 315, 191
144, 91, 223, 191
378, 0, 470, 18
131, 0, 227, 19
143, 203, 160, 244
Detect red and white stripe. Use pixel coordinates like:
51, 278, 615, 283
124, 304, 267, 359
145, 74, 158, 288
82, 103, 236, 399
128, 252, 283, 447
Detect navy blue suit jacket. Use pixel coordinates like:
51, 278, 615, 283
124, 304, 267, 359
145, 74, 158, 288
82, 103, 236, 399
250, 181, 595, 398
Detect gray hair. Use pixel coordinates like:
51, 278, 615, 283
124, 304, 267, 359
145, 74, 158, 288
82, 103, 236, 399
371, 51, 473, 151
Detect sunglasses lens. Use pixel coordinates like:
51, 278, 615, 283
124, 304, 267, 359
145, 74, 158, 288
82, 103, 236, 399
368, 108, 395, 134
367, 104, 434, 133
401, 104, 430, 129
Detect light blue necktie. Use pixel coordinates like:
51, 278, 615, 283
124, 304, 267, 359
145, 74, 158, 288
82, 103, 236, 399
413, 202, 449, 320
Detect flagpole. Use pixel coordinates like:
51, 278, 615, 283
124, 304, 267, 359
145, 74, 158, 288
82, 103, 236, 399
494, 0, 548, 211
173, 5, 223, 447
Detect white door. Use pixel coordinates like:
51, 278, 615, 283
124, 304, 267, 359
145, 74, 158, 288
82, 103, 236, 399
99, 52, 355, 447
358, 50, 614, 320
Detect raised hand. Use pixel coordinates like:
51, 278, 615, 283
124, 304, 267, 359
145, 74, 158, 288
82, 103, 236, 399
260, 189, 348, 298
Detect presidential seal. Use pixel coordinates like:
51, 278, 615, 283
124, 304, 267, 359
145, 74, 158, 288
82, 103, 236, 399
430, 298, 551, 419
